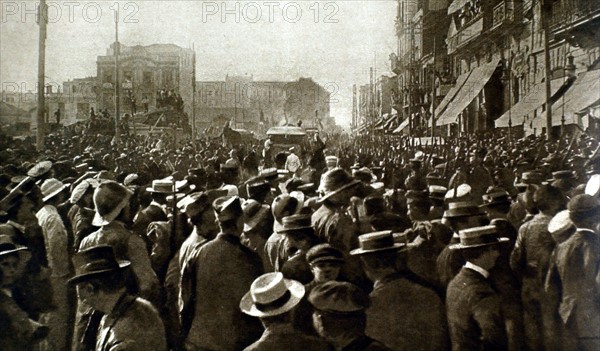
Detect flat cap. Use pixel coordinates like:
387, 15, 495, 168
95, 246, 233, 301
306, 244, 345, 265
308, 281, 369, 314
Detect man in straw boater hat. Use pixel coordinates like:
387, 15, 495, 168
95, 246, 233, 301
446, 225, 509, 351
240, 272, 331, 350
308, 281, 391, 350
74, 181, 160, 351
69, 245, 167, 351
183, 195, 263, 351
546, 194, 600, 351
350, 230, 448, 351
510, 184, 566, 351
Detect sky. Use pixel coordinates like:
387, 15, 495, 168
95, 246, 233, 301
0, 0, 398, 127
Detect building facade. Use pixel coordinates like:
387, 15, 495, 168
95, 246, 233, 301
96, 43, 195, 117
195, 76, 331, 134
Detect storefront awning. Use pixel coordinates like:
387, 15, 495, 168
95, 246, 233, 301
436, 60, 500, 126
551, 69, 600, 126
430, 70, 473, 126
495, 78, 566, 128
392, 118, 410, 134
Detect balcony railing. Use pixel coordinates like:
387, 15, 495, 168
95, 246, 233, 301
448, 15, 483, 54
550, 0, 600, 31
492, 1, 515, 29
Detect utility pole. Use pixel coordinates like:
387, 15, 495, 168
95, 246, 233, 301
192, 47, 196, 139
114, 7, 121, 144
370, 67, 374, 135
541, 0, 553, 140
36, 0, 47, 151
431, 37, 436, 138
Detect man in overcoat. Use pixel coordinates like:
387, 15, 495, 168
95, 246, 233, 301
183, 196, 264, 351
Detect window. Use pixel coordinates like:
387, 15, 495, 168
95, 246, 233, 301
103, 72, 113, 84
144, 72, 153, 84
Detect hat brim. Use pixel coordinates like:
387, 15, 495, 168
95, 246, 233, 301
349, 242, 412, 256
92, 191, 132, 227
240, 279, 305, 317
309, 256, 345, 265
449, 237, 510, 250
243, 206, 270, 232
68, 260, 131, 285
42, 183, 70, 202
318, 180, 361, 203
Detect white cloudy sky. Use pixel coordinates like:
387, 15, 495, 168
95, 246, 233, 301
1, 0, 397, 126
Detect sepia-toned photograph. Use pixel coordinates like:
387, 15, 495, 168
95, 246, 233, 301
1, 0, 599, 350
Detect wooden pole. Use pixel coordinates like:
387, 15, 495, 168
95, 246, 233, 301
541, 0, 554, 140
114, 7, 121, 144
36, 0, 47, 151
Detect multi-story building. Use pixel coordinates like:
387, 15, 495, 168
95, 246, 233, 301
96, 43, 195, 117
195, 76, 331, 134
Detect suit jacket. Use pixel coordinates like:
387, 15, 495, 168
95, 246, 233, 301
95, 294, 167, 351
243, 323, 332, 351
552, 229, 600, 339
366, 272, 448, 351
185, 233, 264, 351
446, 267, 508, 351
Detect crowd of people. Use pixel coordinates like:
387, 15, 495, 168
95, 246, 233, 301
0, 127, 599, 351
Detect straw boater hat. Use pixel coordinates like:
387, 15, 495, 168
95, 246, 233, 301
92, 181, 133, 226
443, 201, 484, 218
146, 178, 175, 193
68, 245, 130, 285
40, 178, 70, 203
350, 230, 413, 256
240, 272, 305, 317
585, 174, 600, 197
318, 168, 361, 203
450, 225, 509, 250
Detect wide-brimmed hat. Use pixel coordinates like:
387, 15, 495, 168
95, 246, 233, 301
92, 181, 133, 226
27, 161, 52, 178
240, 272, 304, 317
350, 230, 412, 255
69, 178, 100, 204
243, 199, 271, 232
450, 225, 509, 250
318, 168, 360, 202
278, 214, 314, 235
443, 201, 485, 218
246, 181, 271, 200
68, 245, 130, 285
444, 184, 472, 202
271, 193, 304, 223
481, 187, 512, 206
41, 178, 70, 202
429, 185, 448, 200
0, 235, 31, 266
213, 195, 243, 222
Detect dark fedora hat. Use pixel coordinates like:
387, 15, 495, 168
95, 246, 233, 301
213, 195, 243, 222
364, 196, 386, 217
68, 245, 130, 284
246, 181, 271, 200
450, 225, 509, 250
481, 187, 512, 206
318, 168, 360, 202
92, 181, 133, 226
278, 214, 314, 234
350, 230, 412, 256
